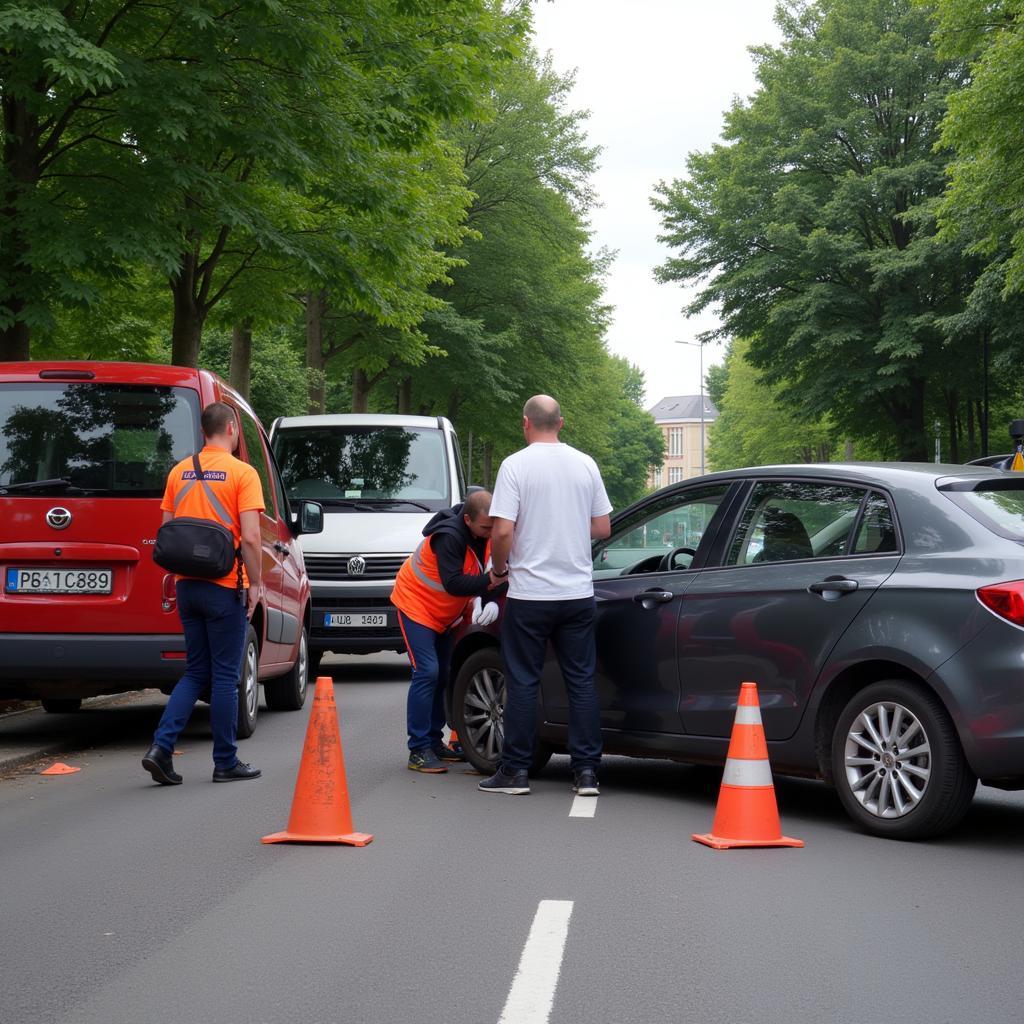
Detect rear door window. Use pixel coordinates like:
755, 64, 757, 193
728, 481, 867, 565
853, 492, 899, 553
0, 383, 200, 497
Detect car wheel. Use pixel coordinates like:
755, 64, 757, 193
831, 679, 976, 840
41, 698, 82, 714
236, 625, 259, 739
452, 647, 553, 776
264, 626, 309, 711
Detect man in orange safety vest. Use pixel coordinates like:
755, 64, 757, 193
391, 490, 504, 772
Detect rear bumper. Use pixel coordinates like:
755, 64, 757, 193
308, 583, 404, 654
0, 633, 187, 697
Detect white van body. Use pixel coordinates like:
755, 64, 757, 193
268, 414, 466, 662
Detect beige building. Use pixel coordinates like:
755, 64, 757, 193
648, 394, 719, 488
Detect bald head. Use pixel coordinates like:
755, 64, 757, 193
523, 394, 562, 434
463, 489, 494, 539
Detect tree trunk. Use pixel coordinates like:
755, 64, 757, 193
483, 442, 494, 488
169, 254, 204, 367
945, 390, 959, 464
967, 400, 975, 460
352, 368, 371, 413
1, 90, 40, 360
305, 290, 326, 413
397, 378, 412, 414
229, 321, 253, 400
467, 430, 474, 484
843, 439, 855, 460
890, 380, 927, 461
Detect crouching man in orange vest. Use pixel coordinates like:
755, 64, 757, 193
391, 490, 503, 773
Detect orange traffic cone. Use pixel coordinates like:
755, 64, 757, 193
692, 681, 803, 850
262, 676, 373, 846
40, 762, 80, 775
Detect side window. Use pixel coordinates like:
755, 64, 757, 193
593, 484, 731, 575
237, 409, 275, 515
853, 492, 898, 553
728, 481, 866, 566
450, 430, 467, 495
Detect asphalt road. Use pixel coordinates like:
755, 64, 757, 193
2, 654, 1024, 1024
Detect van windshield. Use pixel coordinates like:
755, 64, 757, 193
0, 383, 200, 497
273, 425, 450, 510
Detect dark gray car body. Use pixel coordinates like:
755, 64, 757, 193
450, 463, 1024, 791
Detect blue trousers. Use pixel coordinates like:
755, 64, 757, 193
398, 610, 453, 752
153, 579, 247, 769
500, 597, 602, 773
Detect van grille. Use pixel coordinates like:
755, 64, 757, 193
303, 554, 406, 581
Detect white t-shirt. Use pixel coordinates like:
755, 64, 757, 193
490, 442, 612, 600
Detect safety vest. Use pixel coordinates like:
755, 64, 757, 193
391, 534, 489, 633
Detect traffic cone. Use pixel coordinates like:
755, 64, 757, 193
40, 762, 80, 775
692, 681, 803, 850
261, 676, 373, 846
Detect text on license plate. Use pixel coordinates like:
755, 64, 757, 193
324, 613, 388, 628
5, 567, 113, 594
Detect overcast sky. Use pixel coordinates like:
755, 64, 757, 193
529, 0, 782, 408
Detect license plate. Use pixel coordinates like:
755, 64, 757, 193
5, 567, 113, 594
324, 612, 388, 628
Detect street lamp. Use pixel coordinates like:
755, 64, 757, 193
675, 339, 706, 476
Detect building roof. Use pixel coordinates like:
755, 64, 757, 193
648, 394, 719, 423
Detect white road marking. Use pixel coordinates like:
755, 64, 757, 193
498, 900, 574, 1024
569, 794, 597, 818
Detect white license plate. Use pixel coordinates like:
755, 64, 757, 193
324, 612, 388, 628
5, 567, 113, 594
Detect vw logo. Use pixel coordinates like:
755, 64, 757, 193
46, 507, 72, 531
347, 555, 366, 576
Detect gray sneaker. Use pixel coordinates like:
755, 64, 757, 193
478, 767, 530, 795
408, 748, 448, 773
573, 769, 600, 796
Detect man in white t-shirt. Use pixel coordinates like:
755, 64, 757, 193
478, 394, 612, 797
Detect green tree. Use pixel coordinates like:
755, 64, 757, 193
707, 338, 837, 470
653, 0, 978, 460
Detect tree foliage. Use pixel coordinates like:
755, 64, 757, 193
653, 0, 991, 461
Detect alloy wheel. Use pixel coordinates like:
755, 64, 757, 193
844, 701, 931, 818
463, 666, 505, 763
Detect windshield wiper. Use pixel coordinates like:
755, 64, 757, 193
313, 498, 376, 510
366, 498, 433, 512
0, 477, 76, 494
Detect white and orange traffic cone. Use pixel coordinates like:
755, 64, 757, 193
692, 681, 803, 850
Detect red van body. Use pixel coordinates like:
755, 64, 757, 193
0, 362, 314, 723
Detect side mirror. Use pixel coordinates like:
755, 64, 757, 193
297, 500, 324, 536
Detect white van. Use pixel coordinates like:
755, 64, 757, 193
269, 414, 466, 668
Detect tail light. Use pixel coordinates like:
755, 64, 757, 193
977, 581, 1024, 625
161, 573, 177, 612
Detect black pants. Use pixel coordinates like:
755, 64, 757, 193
500, 597, 602, 773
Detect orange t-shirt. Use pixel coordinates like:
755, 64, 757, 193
160, 445, 266, 589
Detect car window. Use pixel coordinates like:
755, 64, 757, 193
940, 481, 1024, 540
728, 481, 866, 565
853, 492, 898, 553
593, 484, 731, 577
237, 408, 275, 514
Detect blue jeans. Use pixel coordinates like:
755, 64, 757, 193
153, 579, 247, 769
500, 597, 602, 774
398, 610, 453, 752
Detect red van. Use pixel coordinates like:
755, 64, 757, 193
0, 361, 323, 736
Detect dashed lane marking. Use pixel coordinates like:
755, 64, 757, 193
498, 899, 574, 1024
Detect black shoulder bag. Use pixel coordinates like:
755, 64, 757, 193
153, 454, 243, 592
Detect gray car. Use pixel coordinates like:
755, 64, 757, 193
449, 463, 1024, 839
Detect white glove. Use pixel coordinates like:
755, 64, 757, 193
472, 596, 499, 626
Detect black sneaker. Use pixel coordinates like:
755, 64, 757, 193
142, 744, 182, 786
408, 748, 448, 773
573, 769, 600, 796
212, 761, 261, 782
433, 744, 466, 763
478, 767, 530, 795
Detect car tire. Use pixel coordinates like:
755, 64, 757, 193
236, 624, 259, 740
831, 679, 976, 840
264, 626, 309, 712
452, 647, 554, 776
41, 698, 82, 714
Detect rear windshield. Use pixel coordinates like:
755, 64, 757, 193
272, 425, 450, 510
940, 479, 1024, 540
0, 383, 200, 498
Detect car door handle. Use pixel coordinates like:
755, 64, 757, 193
808, 577, 858, 595
633, 589, 674, 606
273, 542, 290, 556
